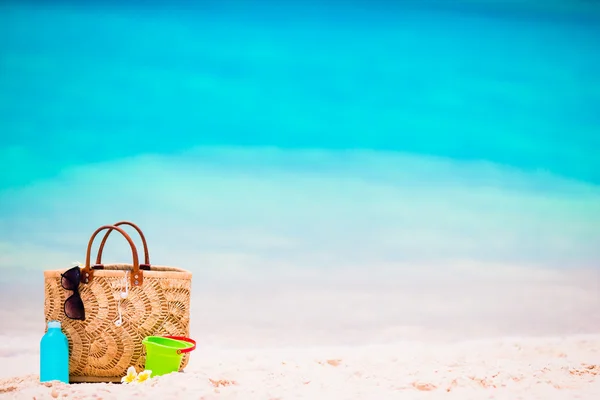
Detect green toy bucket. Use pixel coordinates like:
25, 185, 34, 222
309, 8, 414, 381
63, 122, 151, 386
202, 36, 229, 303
142, 335, 196, 377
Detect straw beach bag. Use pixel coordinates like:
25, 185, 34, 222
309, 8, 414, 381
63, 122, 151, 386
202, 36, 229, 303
43, 222, 192, 383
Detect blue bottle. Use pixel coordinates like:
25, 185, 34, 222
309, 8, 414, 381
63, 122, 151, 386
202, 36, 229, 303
40, 320, 69, 383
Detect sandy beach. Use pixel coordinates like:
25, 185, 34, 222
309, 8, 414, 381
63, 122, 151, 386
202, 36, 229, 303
2, 0, 600, 397
1, 334, 599, 399
1, 263, 599, 399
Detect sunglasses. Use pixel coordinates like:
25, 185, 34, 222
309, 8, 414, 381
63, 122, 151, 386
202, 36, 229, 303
61, 266, 86, 321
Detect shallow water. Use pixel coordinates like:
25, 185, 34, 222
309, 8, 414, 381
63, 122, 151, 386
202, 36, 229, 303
0, 0, 599, 342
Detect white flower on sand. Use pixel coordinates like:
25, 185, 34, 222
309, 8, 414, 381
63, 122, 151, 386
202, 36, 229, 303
121, 366, 138, 384
135, 370, 152, 383
121, 367, 153, 384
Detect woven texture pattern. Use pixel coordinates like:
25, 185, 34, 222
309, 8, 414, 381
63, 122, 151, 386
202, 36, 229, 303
44, 264, 192, 382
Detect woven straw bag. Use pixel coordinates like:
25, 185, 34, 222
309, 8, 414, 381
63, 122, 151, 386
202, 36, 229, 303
43, 222, 192, 383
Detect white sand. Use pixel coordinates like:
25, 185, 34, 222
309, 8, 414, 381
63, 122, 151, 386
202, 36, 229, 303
1, 264, 599, 399
1, 334, 599, 399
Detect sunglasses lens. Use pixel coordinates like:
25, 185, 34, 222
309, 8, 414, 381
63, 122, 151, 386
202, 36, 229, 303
64, 294, 85, 320
61, 267, 81, 291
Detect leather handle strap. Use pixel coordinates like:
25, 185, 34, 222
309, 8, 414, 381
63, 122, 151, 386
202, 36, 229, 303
95, 221, 150, 268
81, 225, 144, 287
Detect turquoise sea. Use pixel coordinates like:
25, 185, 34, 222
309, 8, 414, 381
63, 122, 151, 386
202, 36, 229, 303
0, 1, 598, 343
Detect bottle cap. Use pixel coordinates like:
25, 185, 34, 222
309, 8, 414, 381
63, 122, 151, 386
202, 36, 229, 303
48, 320, 61, 329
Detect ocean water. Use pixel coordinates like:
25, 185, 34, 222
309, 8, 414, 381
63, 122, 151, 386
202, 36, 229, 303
0, 0, 599, 347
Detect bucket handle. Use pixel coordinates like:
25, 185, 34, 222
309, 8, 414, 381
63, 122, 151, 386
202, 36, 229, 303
164, 336, 196, 354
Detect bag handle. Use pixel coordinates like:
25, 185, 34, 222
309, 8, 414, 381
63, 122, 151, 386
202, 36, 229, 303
81, 225, 144, 287
95, 221, 151, 269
